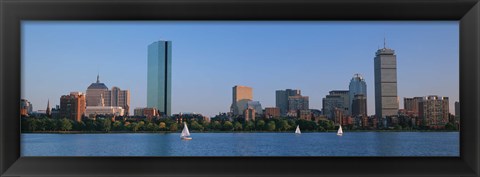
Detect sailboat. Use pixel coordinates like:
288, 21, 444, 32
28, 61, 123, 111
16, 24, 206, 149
180, 122, 192, 140
337, 125, 343, 136
295, 125, 301, 134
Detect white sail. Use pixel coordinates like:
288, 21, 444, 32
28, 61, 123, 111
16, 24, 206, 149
337, 125, 343, 136
295, 125, 301, 134
180, 122, 190, 137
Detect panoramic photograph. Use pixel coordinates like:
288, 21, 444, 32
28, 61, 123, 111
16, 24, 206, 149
20, 21, 459, 156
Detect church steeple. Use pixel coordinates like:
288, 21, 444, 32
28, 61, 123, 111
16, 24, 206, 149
96, 73, 100, 83
46, 99, 51, 116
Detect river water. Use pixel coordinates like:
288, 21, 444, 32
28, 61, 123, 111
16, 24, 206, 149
21, 132, 459, 156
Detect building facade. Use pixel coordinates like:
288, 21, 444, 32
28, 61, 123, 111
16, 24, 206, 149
230, 85, 253, 115
349, 74, 367, 115
20, 99, 33, 116
418, 95, 450, 129
351, 94, 367, 116
374, 43, 399, 119
264, 107, 280, 118
322, 90, 349, 120
246, 101, 263, 115
86, 75, 109, 107
455, 101, 460, 118
85, 106, 124, 118
244, 107, 256, 121
288, 95, 309, 112
404, 97, 423, 117
147, 40, 172, 116
86, 75, 131, 115
103, 86, 130, 115
275, 89, 301, 116
60, 92, 86, 122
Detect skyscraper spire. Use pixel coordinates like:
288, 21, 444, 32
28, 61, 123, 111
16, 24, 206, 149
96, 73, 100, 83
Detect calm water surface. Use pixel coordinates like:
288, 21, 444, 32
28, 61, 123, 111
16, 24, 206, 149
21, 132, 459, 156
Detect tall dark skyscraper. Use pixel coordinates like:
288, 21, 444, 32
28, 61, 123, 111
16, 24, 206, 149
352, 94, 367, 116
147, 40, 172, 116
374, 39, 399, 119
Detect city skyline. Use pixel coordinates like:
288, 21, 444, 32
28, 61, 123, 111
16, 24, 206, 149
22, 21, 459, 117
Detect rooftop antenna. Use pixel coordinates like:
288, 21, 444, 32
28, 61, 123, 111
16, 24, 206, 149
97, 72, 100, 83
383, 33, 387, 49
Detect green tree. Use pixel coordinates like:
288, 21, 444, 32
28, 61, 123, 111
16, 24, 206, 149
27, 118, 38, 132
445, 122, 457, 130
211, 121, 222, 130
318, 120, 335, 131
146, 122, 155, 131
37, 118, 47, 131
103, 119, 112, 132
85, 120, 96, 131
73, 121, 86, 131
131, 122, 139, 132
256, 120, 265, 131
45, 118, 57, 131
190, 121, 204, 131
394, 125, 402, 130
297, 119, 317, 131
60, 118, 73, 131
201, 120, 210, 130
169, 123, 178, 132
153, 123, 160, 132
266, 120, 276, 131
113, 121, 123, 131
223, 121, 233, 131
135, 121, 145, 132
244, 121, 255, 131
277, 120, 290, 131
234, 121, 243, 131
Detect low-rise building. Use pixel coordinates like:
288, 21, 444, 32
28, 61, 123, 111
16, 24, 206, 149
85, 106, 124, 118
264, 107, 280, 118
244, 107, 256, 121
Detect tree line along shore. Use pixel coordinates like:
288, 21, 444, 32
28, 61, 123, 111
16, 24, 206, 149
21, 116, 459, 133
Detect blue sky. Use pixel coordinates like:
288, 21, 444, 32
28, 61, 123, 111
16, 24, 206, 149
22, 21, 459, 117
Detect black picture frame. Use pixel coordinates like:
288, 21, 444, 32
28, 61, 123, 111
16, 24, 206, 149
1, 0, 479, 176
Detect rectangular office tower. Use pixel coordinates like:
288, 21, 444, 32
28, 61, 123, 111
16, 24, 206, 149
276, 89, 301, 116
231, 85, 253, 115
374, 45, 399, 119
147, 41, 172, 116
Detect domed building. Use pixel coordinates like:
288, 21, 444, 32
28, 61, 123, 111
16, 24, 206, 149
85, 75, 130, 116
86, 74, 109, 107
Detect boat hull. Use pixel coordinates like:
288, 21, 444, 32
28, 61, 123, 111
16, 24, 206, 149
181, 137, 192, 140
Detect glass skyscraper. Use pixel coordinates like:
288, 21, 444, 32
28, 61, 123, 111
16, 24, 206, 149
349, 74, 367, 115
147, 41, 172, 116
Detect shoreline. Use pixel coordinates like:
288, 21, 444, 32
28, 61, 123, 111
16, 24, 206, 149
21, 130, 460, 134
